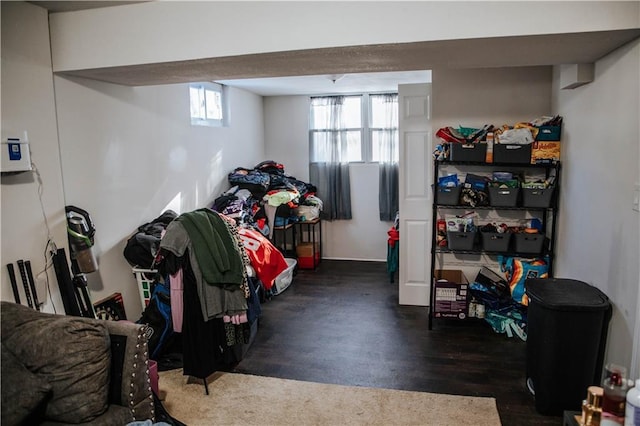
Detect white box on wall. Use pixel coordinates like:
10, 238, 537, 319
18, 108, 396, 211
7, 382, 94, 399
1, 139, 32, 173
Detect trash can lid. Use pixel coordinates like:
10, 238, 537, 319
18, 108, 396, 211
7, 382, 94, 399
526, 278, 610, 311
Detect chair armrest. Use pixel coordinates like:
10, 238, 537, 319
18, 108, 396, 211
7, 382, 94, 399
102, 320, 154, 422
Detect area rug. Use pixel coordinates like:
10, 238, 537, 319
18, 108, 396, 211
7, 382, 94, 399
158, 369, 502, 425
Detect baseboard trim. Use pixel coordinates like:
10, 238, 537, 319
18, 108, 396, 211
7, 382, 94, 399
321, 257, 386, 263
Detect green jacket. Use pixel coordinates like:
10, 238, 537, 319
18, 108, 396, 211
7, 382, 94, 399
177, 208, 244, 286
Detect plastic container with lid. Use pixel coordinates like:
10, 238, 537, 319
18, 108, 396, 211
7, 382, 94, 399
525, 278, 612, 415
625, 379, 640, 426
602, 364, 629, 424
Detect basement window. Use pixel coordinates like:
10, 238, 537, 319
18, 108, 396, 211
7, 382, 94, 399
310, 93, 398, 163
190, 82, 227, 127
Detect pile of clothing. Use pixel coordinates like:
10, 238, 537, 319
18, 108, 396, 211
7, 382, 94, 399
212, 160, 322, 237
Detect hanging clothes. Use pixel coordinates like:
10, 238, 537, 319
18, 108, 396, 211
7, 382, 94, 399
160, 209, 248, 321
158, 208, 256, 380
179, 256, 229, 379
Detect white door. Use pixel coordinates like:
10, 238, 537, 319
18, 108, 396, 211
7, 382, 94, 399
398, 83, 432, 306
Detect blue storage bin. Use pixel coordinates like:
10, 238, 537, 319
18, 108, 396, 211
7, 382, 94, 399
535, 125, 561, 141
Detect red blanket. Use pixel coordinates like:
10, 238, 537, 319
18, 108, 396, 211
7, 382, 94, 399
238, 228, 288, 290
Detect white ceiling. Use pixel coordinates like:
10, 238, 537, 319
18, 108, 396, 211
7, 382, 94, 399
216, 70, 432, 97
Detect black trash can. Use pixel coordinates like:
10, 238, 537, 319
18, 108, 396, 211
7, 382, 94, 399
525, 278, 612, 416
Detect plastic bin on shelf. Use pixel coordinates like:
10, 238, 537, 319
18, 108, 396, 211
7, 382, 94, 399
493, 143, 532, 164
489, 187, 520, 207
522, 187, 555, 208
436, 186, 461, 205
446, 231, 477, 250
481, 232, 512, 252
514, 233, 545, 253
449, 143, 487, 162
535, 125, 561, 141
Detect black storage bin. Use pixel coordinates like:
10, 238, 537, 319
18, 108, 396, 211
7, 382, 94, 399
514, 233, 545, 253
449, 143, 487, 162
446, 231, 476, 250
493, 143, 532, 164
436, 186, 461, 205
481, 232, 511, 252
526, 279, 611, 416
522, 187, 555, 208
488, 187, 520, 207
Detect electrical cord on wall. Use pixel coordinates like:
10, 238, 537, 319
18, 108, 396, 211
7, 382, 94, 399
31, 160, 58, 314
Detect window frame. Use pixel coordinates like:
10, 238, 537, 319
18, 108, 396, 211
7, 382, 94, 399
368, 93, 399, 163
309, 91, 398, 164
309, 94, 363, 163
189, 82, 227, 127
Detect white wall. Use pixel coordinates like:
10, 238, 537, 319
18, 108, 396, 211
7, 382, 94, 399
322, 163, 393, 261
1, 2, 68, 313
48, 1, 640, 72
264, 96, 392, 261
552, 39, 640, 375
53, 77, 265, 319
264, 96, 310, 182
432, 66, 553, 132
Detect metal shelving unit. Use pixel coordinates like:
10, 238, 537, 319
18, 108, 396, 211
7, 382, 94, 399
428, 159, 561, 330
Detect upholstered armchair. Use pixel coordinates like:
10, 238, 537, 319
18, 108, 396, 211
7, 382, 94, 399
1, 301, 154, 425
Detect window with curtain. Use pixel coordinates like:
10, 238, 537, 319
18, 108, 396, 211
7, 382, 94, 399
309, 93, 399, 221
371, 94, 399, 221
309, 96, 357, 220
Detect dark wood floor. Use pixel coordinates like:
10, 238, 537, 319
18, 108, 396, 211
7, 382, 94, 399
231, 260, 563, 426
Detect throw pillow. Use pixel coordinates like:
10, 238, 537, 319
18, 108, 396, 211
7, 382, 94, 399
1, 343, 52, 425
1, 302, 111, 423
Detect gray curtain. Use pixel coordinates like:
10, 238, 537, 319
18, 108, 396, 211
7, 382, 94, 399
309, 96, 352, 221
309, 162, 352, 220
376, 94, 399, 221
379, 163, 398, 221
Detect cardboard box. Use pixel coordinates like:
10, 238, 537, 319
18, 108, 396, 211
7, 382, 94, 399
531, 141, 561, 164
433, 269, 469, 319
296, 242, 319, 258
